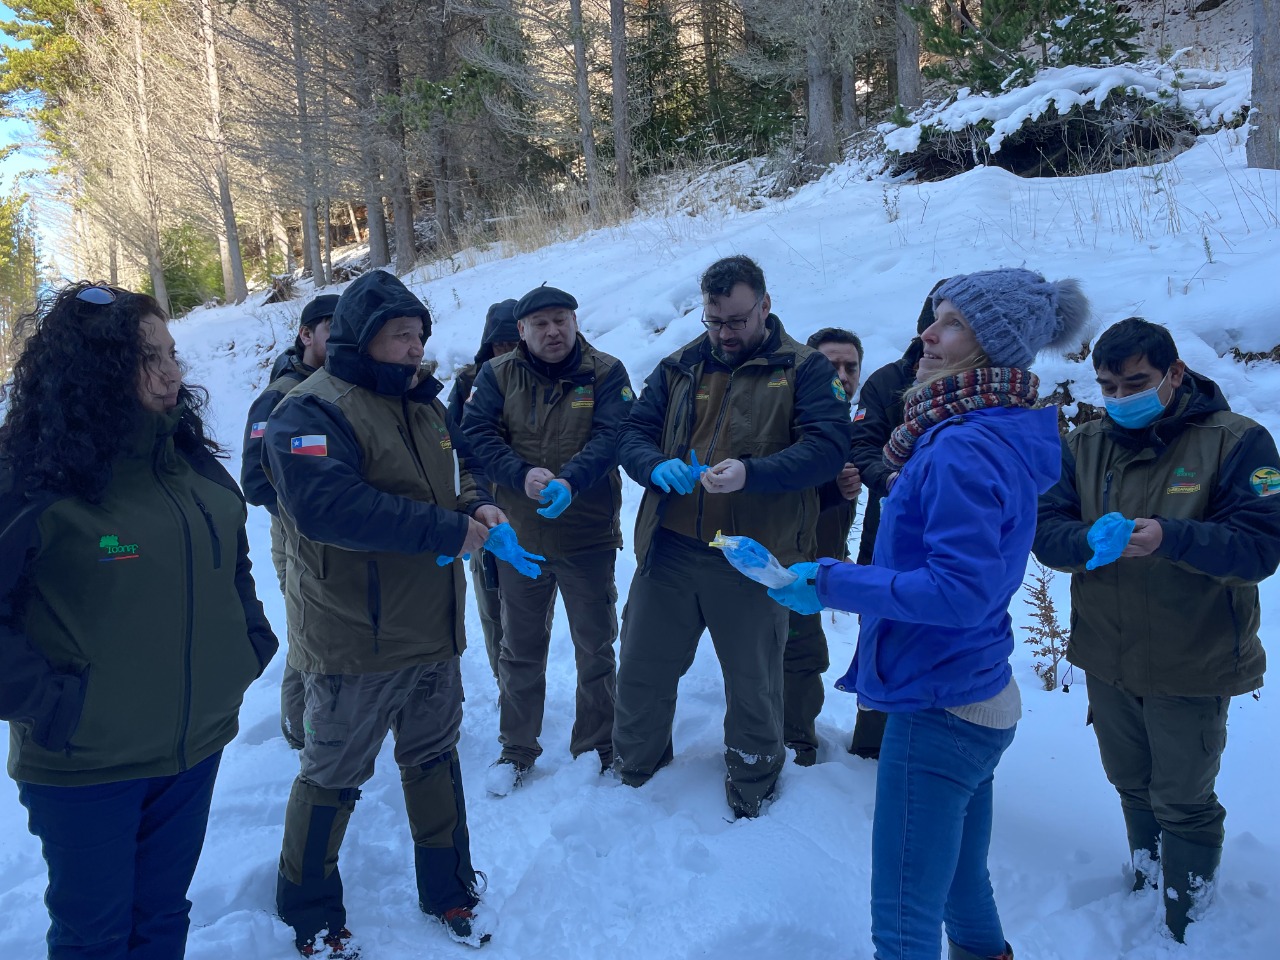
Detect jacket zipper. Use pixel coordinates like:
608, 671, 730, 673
367, 560, 382, 649
154, 460, 194, 772
1103, 470, 1114, 514
696, 371, 737, 540
193, 495, 222, 569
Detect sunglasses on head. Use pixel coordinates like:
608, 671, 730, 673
75, 286, 116, 306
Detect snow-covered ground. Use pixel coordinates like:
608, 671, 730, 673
3, 118, 1280, 958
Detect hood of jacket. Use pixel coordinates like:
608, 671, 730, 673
326, 270, 432, 396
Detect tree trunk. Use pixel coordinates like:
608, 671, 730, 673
840, 65, 856, 135
351, 44, 390, 268
322, 196, 334, 280
701, 0, 720, 101
290, 2, 326, 285
130, 11, 169, 314
271, 207, 294, 273
200, 0, 247, 302
804, 47, 839, 168
381, 50, 417, 274
346, 201, 360, 243
1247, 0, 1279, 169
569, 0, 603, 222
610, 0, 634, 202
896, 1, 923, 109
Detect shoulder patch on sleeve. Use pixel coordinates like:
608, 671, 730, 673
832, 378, 848, 402
1250, 466, 1280, 497
622, 386, 635, 402
291, 435, 328, 456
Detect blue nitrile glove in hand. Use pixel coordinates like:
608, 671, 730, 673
436, 553, 471, 566
689, 450, 709, 480
767, 562, 823, 615
651, 458, 697, 495
1086, 512, 1136, 570
537, 480, 573, 519
483, 521, 545, 579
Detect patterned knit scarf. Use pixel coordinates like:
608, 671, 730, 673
883, 367, 1040, 470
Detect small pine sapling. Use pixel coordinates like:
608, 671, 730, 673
1022, 560, 1069, 690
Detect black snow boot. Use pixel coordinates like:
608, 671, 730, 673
1123, 807, 1161, 892
1161, 831, 1222, 943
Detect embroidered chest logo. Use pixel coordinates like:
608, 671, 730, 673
1251, 466, 1280, 497
571, 384, 595, 409
435, 422, 452, 450
695, 388, 711, 402
767, 368, 789, 389
98, 534, 140, 561
1166, 466, 1200, 495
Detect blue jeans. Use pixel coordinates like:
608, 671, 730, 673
17, 751, 222, 960
872, 710, 1015, 960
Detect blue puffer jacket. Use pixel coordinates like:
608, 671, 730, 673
821, 405, 1061, 711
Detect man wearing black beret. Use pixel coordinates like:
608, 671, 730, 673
462, 283, 635, 795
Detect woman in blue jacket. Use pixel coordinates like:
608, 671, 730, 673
772, 268, 1088, 960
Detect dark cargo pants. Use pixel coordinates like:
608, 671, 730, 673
271, 515, 305, 749
1086, 673, 1230, 849
276, 660, 478, 943
496, 548, 617, 767
470, 551, 505, 680
783, 611, 829, 758
613, 530, 788, 818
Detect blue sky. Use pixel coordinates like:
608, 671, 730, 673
0, 1, 47, 194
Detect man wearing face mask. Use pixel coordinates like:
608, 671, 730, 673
1034, 317, 1280, 943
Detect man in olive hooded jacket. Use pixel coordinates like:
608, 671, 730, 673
265, 270, 504, 956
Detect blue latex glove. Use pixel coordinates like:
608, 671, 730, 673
1086, 512, 1136, 570
767, 562, 823, 615
483, 522, 545, 579
537, 480, 573, 519
651, 458, 697, 495
436, 553, 471, 566
689, 450, 709, 480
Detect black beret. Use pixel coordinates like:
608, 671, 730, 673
300, 294, 341, 329
514, 283, 578, 321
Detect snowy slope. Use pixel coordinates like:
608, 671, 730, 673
2, 126, 1279, 959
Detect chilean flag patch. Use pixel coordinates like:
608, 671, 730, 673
250, 421, 267, 439
853, 408, 867, 422
291, 435, 328, 456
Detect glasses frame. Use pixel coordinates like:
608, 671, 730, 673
75, 286, 117, 306
700, 294, 764, 333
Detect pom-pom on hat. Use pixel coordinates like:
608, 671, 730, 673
932, 268, 1090, 369
515, 283, 578, 321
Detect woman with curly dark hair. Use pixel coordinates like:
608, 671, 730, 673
0, 282, 278, 959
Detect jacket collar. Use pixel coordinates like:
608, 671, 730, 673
326, 347, 418, 397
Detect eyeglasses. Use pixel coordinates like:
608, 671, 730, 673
76, 286, 117, 306
701, 295, 763, 333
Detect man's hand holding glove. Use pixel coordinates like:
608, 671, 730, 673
537, 479, 573, 519
651, 451, 708, 495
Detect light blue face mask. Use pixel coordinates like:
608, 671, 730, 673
1104, 372, 1169, 429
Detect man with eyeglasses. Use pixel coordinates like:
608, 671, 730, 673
612, 254, 851, 819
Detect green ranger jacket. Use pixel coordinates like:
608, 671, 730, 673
460, 336, 632, 560
1035, 372, 1280, 697
263, 270, 490, 675
0, 410, 277, 786
619, 316, 851, 571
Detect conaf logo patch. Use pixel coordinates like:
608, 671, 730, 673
98, 534, 140, 562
